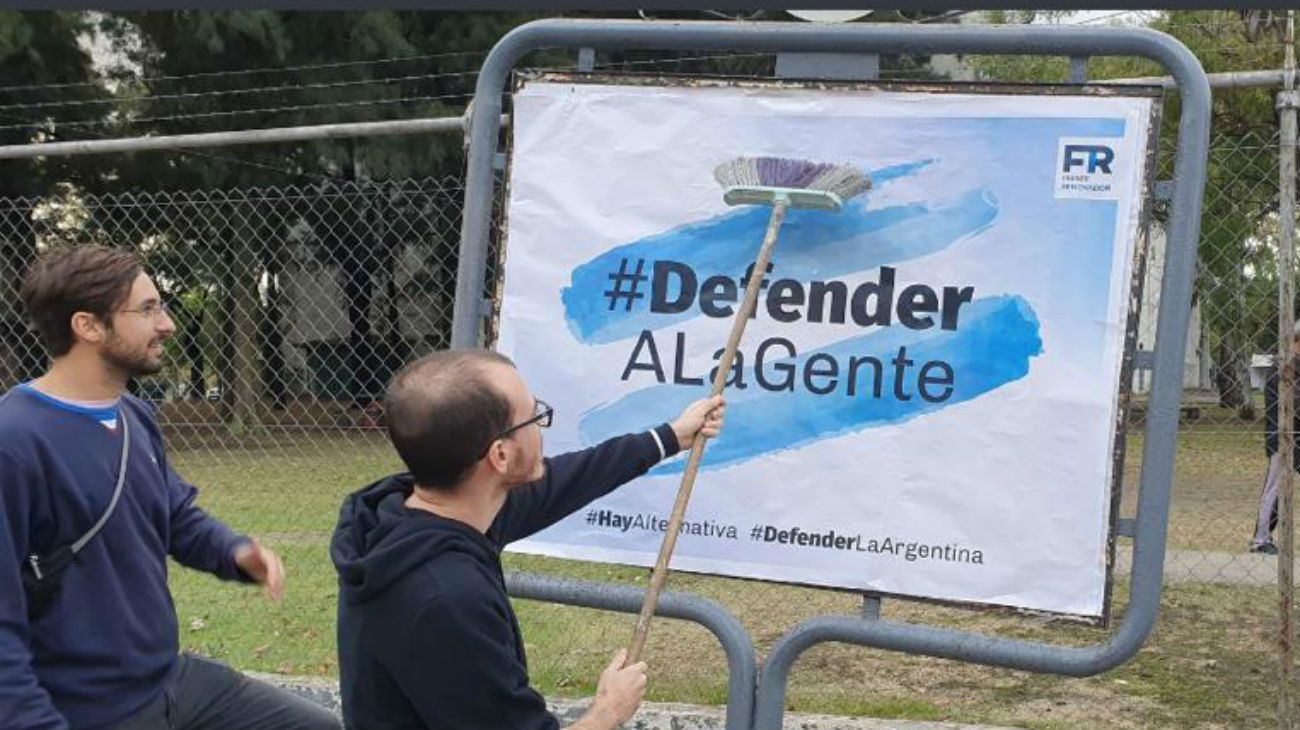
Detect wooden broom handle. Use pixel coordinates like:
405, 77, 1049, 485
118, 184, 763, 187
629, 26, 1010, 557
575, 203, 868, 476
627, 198, 789, 664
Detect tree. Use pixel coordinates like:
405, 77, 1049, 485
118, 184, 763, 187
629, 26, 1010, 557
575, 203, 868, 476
0, 11, 106, 387
1150, 11, 1290, 417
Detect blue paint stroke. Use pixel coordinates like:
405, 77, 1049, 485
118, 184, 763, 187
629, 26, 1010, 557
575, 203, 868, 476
562, 161, 998, 345
578, 294, 1042, 473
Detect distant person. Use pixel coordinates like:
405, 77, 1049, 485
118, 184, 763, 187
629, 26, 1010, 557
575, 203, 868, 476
0, 245, 339, 730
331, 349, 724, 729
1251, 321, 1300, 554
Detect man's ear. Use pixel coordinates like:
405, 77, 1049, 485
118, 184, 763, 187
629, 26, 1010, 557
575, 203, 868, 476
69, 311, 108, 346
483, 439, 510, 476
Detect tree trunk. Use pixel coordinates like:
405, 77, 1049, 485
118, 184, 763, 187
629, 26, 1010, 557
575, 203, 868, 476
338, 150, 380, 411
379, 185, 407, 373
1214, 333, 1247, 409
261, 240, 287, 410
179, 295, 206, 400
215, 244, 234, 423
1233, 262, 1256, 420
223, 215, 262, 435
1237, 357, 1256, 420
342, 230, 376, 408
1199, 317, 1213, 391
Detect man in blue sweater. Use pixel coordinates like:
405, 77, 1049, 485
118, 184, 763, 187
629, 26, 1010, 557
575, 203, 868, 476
331, 350, 724, 730
0, 245, 339, 730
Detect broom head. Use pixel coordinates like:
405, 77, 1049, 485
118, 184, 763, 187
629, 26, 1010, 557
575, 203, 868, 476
714, 156, 872, 211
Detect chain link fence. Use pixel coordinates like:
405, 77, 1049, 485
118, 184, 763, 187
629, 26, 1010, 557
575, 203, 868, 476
0, 131, 1292, 728
0, 177, 463, 442
1139, 129, 1285, 583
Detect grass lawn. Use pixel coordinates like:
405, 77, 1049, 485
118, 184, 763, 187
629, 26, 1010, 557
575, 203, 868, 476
166, 418, 1284, 729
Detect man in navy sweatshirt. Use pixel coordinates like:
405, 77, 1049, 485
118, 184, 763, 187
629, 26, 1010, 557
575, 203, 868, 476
331, 349, 724, 730
0, 245, 340, 730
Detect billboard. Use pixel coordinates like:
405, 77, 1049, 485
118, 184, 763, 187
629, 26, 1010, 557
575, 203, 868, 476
496, 74, 1157, 618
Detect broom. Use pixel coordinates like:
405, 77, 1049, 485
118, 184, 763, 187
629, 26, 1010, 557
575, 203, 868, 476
626, 156, 872, 663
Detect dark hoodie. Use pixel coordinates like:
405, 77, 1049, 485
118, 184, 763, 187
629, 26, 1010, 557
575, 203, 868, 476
1265, 361, 1300, 465
331, 423, 679, 730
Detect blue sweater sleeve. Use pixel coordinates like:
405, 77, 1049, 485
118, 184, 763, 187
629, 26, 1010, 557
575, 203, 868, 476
0, 449, 71, 730
490, 424, 680, 546
127, 402, 252, 582
164, 465, 253, 582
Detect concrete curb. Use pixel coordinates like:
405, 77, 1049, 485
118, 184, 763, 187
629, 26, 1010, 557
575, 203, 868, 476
253, 673, 1020, 730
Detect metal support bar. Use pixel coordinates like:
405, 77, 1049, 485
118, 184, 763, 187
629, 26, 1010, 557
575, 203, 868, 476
1070, 56, 1089, 84
0, 116, 469, 161
1107, 68, 1299, 91
862, 594, 882, 621
774, 52, 879, 81
506, 572, 756, 730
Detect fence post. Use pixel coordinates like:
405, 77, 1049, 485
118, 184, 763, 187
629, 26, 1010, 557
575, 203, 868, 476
1277, 10, 1298, 730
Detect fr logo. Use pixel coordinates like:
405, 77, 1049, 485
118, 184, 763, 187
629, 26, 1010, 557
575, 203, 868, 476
1061, 144, 1114, 174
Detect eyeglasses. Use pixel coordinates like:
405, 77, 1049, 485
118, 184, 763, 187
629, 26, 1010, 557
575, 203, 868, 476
480, 398, 553, 457
118, 301, 172, 320
500, 398, 553, 437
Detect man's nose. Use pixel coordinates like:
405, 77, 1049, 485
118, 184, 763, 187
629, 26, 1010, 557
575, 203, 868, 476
157, 311, 177, 336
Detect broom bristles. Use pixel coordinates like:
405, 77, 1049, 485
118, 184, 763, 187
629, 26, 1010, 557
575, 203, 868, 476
713, 156, 872, 201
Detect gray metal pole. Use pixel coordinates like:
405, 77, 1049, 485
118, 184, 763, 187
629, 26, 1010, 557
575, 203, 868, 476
505, 572, 757, 730
0, 116, 468, 161
1277, 13, 1297, 730
1109, 68, 1296, 90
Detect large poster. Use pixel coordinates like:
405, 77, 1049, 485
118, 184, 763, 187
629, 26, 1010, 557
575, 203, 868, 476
496, 75, 1156, 618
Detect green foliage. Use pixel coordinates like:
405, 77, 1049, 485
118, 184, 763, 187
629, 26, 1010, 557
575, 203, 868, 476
99, 11, 549, 187
0, 11, 104, 196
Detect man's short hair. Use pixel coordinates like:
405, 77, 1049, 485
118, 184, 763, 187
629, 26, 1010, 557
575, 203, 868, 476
384, 349, 517, 490
20, 245, 143, 357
